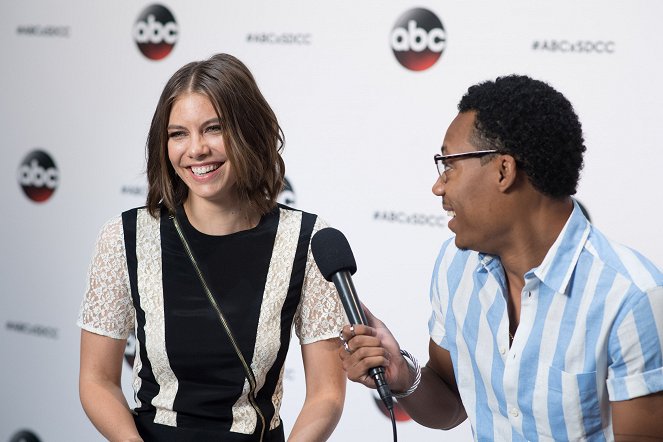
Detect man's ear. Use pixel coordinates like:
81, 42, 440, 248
497, 154, 518, 192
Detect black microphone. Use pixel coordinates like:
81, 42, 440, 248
311, 227, 393, 411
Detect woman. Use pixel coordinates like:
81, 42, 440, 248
77, 53, 346, 441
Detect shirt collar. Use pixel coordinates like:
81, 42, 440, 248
477, 199, 591, 295
531, 199, 591, 295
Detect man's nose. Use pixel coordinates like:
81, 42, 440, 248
432, 175, 445, 196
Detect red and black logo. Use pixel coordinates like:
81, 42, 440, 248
17, 150, 59, 203
390, 8, 446, 71
133, 4, 178, 60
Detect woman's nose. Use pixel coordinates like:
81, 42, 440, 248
188, 134, 210, 159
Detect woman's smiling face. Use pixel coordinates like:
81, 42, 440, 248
167, 92, 238, 206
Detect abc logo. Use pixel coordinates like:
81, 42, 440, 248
17, 150, 59, 203
133, 4, 178, 60
277, 176, 296, 207
391, 8, 446, 71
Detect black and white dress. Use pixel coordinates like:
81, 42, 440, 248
77, 204, 346, 441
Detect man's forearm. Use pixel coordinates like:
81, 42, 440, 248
397, 365, 467, 430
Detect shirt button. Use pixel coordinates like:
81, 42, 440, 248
500, 346, 507, 355
510, 408, 520, 417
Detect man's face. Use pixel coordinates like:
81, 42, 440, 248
433, 111, 503, 252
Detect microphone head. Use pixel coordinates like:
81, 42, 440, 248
311, 227, 357, 281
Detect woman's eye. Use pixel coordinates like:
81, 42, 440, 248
205, 124, 222, 133
168, 131, 185, 139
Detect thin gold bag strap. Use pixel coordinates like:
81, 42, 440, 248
170, 214, 266, 441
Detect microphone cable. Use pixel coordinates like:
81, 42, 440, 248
388, 403, 398, 442
374, 370, 397, 441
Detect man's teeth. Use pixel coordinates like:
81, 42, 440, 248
191, 164, 220, 176
446, 210, 456, 218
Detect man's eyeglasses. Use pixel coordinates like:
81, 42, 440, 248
434, 150, 499, 183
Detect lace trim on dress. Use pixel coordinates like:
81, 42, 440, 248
135, 209, 179, 426
270, 364, 286, 430
232, 208, 302, 433
132, 332, 143, 409
295, 217, 348, 344
77, 215, 134, 339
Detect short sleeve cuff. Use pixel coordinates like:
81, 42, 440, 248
607, 366, 663, 401
77, 320, 131, 340
428, 313, 448, 350
300, 330, 340, 346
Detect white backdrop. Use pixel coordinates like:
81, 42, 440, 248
2, 1, 662, 441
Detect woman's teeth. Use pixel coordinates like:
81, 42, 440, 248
191, 164, 220, 176
446, 210, 456, 218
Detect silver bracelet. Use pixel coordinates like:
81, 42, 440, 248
392, 349, 422, 399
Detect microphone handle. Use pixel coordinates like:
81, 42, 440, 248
331, 271, 368, 324
331, 272, 393, 409
370, 367, 392, 407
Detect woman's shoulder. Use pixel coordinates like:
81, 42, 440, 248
119, 205, 162, 219
276, 203, 316, 215
115, 205, 170, 226
96, 206, 160, 238
275, 203, 329, 229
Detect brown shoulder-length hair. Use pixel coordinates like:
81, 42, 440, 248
145, 53, 285, 217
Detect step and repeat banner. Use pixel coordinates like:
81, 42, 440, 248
2, 1, 662, 441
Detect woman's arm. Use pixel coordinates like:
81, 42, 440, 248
79, 330, 143, 442
288, 338, 346, 442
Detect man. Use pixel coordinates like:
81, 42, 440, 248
341, 75, 663, 441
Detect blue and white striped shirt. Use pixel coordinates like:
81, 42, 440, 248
428, 202, 663, 441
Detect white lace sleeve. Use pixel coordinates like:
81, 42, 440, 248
76, 215, 134, 339
294, 218, 348, 344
